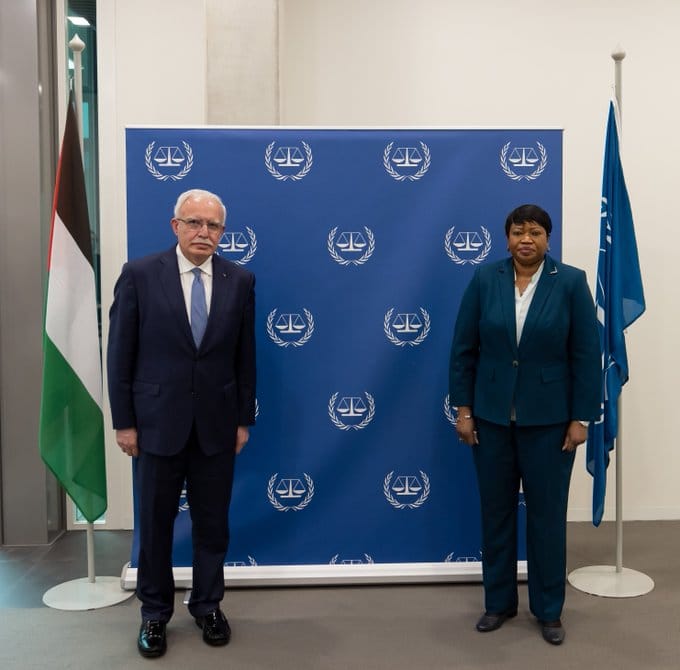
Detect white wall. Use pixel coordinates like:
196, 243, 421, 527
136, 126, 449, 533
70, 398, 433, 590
206, 0, 279, 124
278, 0, 680, 521
95, 0, 679, 525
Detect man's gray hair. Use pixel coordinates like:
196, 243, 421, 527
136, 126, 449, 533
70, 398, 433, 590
174, 189, 227, 222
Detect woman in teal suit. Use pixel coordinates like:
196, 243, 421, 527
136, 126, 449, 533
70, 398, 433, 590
449, 204, 600, 645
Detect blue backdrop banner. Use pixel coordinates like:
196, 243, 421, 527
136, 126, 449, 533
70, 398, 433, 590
123, 127, 562, 583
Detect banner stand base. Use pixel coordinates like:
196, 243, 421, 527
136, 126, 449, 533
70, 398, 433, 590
121, 560, 527, 590
43, 576, 134, 610
568, 565, 654, 598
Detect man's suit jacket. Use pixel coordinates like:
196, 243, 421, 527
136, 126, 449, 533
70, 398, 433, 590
449, 255, 600, 427
107, 247, 256, 456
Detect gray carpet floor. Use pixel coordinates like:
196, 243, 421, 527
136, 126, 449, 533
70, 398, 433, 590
0, 521, 678, 669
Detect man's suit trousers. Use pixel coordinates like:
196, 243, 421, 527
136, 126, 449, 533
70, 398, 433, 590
134, 426, 235, 622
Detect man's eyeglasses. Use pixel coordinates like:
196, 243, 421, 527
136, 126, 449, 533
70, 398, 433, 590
176, 218, 224, 234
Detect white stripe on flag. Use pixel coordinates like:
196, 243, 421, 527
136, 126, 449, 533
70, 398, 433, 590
45, 213, 102, 409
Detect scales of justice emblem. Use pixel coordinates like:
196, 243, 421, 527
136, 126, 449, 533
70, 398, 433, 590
499, 141, 548, 181
217, 228, 257, 265
328, 392, 376, 430
266, 309, 314, 347
329, 554, 374, 565
327, 227, 375, 266
383, 141, 431, 181
224, 556, 258, 567
144, 140, 193, 181
444, 551, 482, 563
383, 471, 430, 509
444, 226, 492, 265
265, 141, 313, 181
384, 307, 431, 346
267, 473, 315, 511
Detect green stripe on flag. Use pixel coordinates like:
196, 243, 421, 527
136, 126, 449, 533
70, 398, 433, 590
39, 335, 106, 523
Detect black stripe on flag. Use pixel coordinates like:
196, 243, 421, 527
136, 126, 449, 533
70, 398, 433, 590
57, 92, 93, 267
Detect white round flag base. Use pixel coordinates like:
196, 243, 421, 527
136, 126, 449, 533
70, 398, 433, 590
43, 576, 133, 610
568, 565, 654, 598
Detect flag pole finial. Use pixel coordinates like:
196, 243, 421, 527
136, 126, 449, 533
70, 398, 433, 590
68, 33, 85, 53
611, 46, 626, 62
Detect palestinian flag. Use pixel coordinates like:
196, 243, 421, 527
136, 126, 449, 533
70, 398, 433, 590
39, 93, 106, 523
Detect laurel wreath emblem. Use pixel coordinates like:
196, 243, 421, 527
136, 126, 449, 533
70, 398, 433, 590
144, 141, 194, 181
383, 307, 431, 347
228, 227, 257, 265
328, 392, 376, 431
444, 226, 492, 265
443, 395, 458, 427
327, 227, 376, 266
329, 554, 374, 565
267, 473, 315, 512
383, 471, 431, 509
499, 141, 548, 181
266, 308, 315, 347
264, 141, 313, 181
383, 141, 431, 181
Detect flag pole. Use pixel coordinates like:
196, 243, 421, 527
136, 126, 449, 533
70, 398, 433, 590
567, 49, 653, 598
69, 33, 98, 586
42, 34, 132, 611
612, 48, 625, 575
70, 34, 85, 155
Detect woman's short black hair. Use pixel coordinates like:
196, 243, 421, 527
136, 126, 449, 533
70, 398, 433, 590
504, 204, 552, 237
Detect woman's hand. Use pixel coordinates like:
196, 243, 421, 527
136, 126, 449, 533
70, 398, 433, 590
456, 407, 479, 446
562, 421, 587, 452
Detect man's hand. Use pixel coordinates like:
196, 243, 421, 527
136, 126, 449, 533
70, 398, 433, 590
116, 427, 139, 457
562, 421, 587, 452
235, 426, 249, 454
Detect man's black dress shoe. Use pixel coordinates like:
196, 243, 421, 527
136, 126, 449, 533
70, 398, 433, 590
195, 608, 231, 646
475, 609, 517, 632
540, 619, 565, 645
138, 620, 167, 658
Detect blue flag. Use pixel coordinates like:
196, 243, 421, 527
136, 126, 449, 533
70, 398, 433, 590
586, 101, 645, 526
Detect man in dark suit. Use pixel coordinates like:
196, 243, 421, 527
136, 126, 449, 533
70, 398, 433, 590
107, 188, 256, 658
450, 204, 600, 645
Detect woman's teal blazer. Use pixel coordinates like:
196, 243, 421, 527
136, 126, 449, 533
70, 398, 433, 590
449, 255, 601, 427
